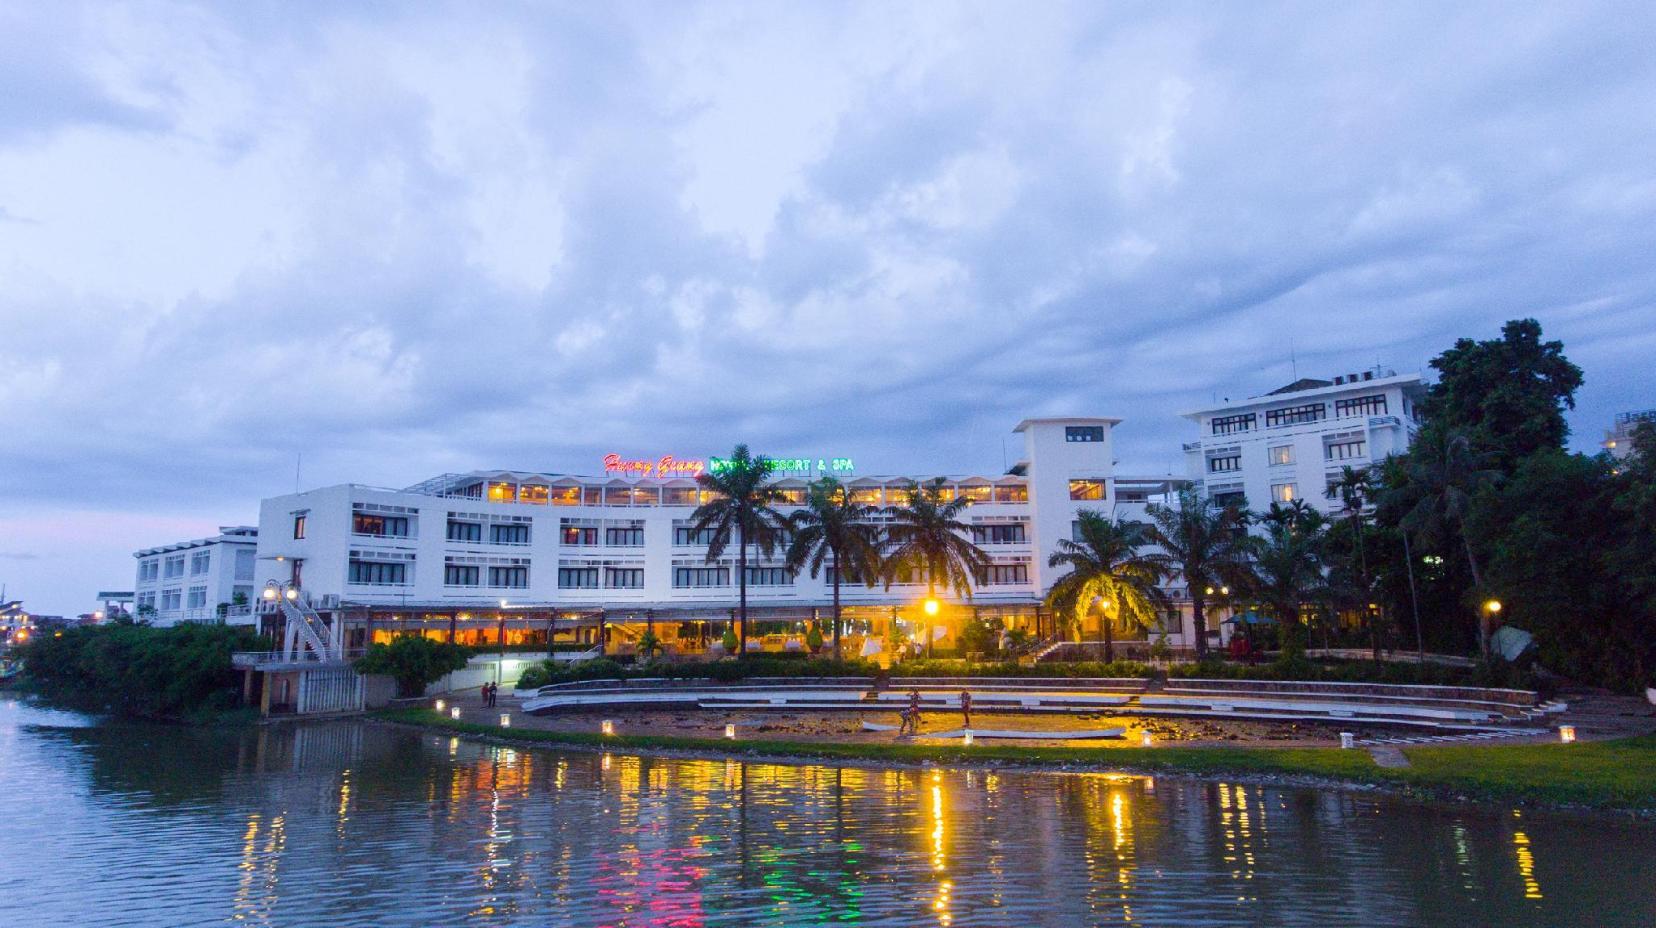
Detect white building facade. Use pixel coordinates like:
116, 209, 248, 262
1181, 369, 1426, 515
134, 526, 260, 626
251, 418, 1188, 656
1603, 409, 1654, 461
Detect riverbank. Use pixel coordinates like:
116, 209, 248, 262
376, 707, 1656, 816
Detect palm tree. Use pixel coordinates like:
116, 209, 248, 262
1242, 509, 1328, 655
691, 445, 787, 658
784, 477, 883, 660
1044, 511, 1171, 662
1325, 465, 1379, 658
1144, 487, 1252, 659
1258, 498, 1317, 532
882, 478, 990, 601
1397, 429, 1500, 654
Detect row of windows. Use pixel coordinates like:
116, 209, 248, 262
1265, 403, 1326, 428
1065, 425, 1105, 442
1326, 439, 1367, 460
349, 560, 409, 585
1334, 394, 1387, 417
446, 520, 531, 544
353, 514, 411, 537
438, 564, 529, 588
981, 564, 1030, 586
1208, 455, 1241, 473
970, 523, 1028, 545
1211, 413, 1255, 436
163, 554, 185, 578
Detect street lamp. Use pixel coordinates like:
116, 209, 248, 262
922, 598, 940, 616
1483, 599, 1502, 616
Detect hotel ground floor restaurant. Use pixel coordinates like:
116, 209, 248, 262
259, 595, 1197, 663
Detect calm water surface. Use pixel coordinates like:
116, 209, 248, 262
1, 697, 1652, 927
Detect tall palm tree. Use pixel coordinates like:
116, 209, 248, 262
691, 445, 786, 658
882, 478, 990, 601
1258, 498, 1317, 532
1144, 487, 1252, 659
1242, 509, 1328, 654
1397, 429, 1500, 654
1044, 510, 1171, 662
784, 477, 883, 660
1325, 465, 1379, 657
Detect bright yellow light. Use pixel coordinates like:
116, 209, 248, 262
1220, 586, 1230, 596
1558, 725, 1576, 743
262, 587, 277, 600
499, 599, 509, 609
434, 699, 446, 712
601, 719, 615, 736
724, 723, 736, 739
1205, 586, 1215, 595
499, 714, 511, 728
923, 598, 940, 616
1484, 599, 1503, 614
284, 588, 298, 600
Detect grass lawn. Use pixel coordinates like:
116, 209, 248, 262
375, 709, 1655, 813
1398, 736, 1656, 809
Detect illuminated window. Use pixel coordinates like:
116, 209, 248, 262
629, 486, 660, 506
582, 486, 602, 505
1271, 483, 1297, 503
551, 486, 582, 506
772, 487, 806, 505
1068, 480, 1105, 500
1269, 445, 1294, 466
993, 484, 1028, 503
353, 514, 409, 537
663, 486, 699, 506
959, 484, 992, 502
487, 482, 517, 503
561, 524, 599, 546
849, 487, 883, 505
518, 485, 549, 505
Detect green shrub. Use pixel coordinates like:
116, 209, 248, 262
354, 637, 473, 698
19, 622, 270, 718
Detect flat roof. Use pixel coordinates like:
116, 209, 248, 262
1181, 372, 1424, 420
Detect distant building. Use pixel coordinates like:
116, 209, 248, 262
1603, 409, 1654, 461
1181, 368, 1426, 515
1, 601, 35, 647
133, 527, 260, 626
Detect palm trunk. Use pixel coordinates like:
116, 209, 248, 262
1462, 533, 1489, 657
1103, 610, 1115, 664
831, 552, 843, 662
1355, 516, 1378, 661
1191, 595, 1208, 659
737, 538, 749, 658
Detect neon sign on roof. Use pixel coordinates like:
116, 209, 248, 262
601, 454, 855, 479
603, 454, 705, 478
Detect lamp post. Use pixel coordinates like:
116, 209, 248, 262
922, 597, 940, 659
497, 599, 509, 685
1482, 599, 1502, 655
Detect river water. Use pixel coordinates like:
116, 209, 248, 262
1, 698, 1651, 927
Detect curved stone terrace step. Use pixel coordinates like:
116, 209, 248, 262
1162, 678, 1539, 708
860, 721, 1126, 740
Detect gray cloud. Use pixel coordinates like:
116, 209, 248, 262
2, 1, 1655, 613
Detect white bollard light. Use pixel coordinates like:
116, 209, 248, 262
434, 698, 446, 713
601, 719, 615, 736
1339, 732, 1355, 749
500, 713, 511, 728
450, 706, 462, 720
724, 723, 737, 739
962, 731, 973, 746
1140, 730, 1154, 747
1558, 725, 1576, 743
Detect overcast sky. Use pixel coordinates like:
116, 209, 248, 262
3, 2, 1655, 615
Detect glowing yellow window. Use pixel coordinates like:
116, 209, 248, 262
1068, 480, 1105, 500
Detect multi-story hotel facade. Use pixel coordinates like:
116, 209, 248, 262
133, 526, 260, 626
1181, 369, 1426, 516
251, 418, 1188, 657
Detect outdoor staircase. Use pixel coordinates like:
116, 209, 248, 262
278, 596, 341, 662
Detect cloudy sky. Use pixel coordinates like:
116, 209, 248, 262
3, 2, 1655, 614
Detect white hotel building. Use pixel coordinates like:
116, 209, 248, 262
250, 418, 1187, 656
1181, 369, 1425, 516
133, 526, 260, 626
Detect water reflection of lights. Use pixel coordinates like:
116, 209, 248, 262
930, 769, 952, 926
1511, 812, 1544, 900
231, 812, 286, 923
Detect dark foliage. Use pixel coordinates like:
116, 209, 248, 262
19, 622, 269, 718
